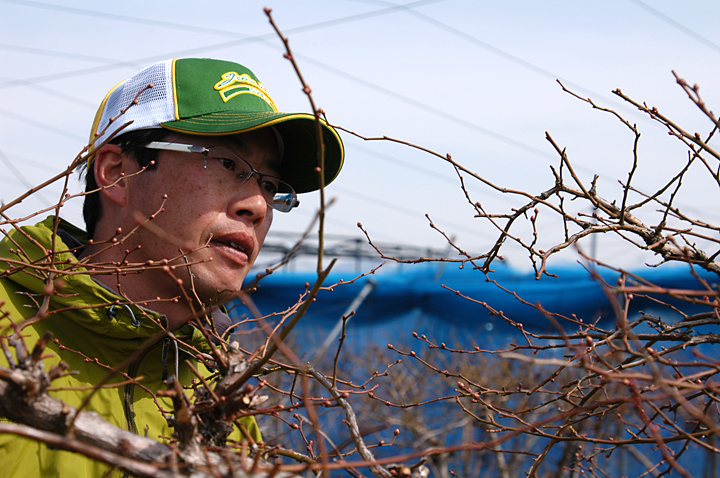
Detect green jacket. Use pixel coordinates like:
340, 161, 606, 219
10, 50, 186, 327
0, 216, 261, 477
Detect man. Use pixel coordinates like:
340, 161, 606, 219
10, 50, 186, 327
0, 58, 344, 476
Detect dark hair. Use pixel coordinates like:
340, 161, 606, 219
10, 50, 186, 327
82, 129, 168, 239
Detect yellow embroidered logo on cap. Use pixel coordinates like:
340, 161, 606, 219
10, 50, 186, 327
214, 72, 277, 111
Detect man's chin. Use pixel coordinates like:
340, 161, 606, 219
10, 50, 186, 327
203, 284, 244, 307
186, 267, 247, 305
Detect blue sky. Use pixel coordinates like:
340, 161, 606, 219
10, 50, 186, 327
2, 0, 719, 272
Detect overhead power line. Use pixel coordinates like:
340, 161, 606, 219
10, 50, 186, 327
627, 0, 720, 54
0, 0, 252, 37
0, 0, 445, 90
0, 43, 138, 66
0, 108, 85, 141
0, 0, 556, 163
0, 148, 52, 206
0, 0, 440, 40
0, 0, 642, 164
4, 0, 711, 225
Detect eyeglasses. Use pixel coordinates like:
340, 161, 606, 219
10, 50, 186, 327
145, 141, 298, 212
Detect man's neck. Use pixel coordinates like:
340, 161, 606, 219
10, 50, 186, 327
79, 242, 205, 330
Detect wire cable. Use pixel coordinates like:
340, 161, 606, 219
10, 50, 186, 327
627, 0, 720, 54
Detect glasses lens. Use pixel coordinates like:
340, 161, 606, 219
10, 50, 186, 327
204, 147, 246, 182
273, 192, 298, 213
205, 147, 298, 212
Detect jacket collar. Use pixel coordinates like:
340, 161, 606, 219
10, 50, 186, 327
0, 216, 215, 355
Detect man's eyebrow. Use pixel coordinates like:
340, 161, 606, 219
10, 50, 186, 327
265, 156, 282, 174
231, 136, 248, 152
232, 137, 282, 174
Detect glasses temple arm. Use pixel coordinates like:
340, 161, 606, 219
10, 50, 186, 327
145, 142, 208, 154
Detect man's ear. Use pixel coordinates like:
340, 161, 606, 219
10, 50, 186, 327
93, 144, 129, 207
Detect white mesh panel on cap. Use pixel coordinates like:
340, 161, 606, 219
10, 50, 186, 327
94, 59, 176, 147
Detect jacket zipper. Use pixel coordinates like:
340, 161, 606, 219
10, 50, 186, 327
122, 339, 168, 478
124, 338, 173, 435
121, 356, 143, 478
161, 338, 171, 383
123, 358, 142, 435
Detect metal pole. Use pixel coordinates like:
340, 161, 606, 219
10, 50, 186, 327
313, 279, 377, 360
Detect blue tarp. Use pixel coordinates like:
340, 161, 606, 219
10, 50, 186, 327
230, 262, 718, 347
228, 263, 719, 476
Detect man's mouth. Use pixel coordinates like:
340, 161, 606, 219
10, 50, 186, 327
217, 241, 246, 253
208, 234, 254, 264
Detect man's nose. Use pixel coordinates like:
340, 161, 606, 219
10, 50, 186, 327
228, 179, 268, 227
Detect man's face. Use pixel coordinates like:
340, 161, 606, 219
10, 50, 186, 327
122, 128, 278, 307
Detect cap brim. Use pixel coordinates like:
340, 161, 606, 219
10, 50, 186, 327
161, 111, 344, 194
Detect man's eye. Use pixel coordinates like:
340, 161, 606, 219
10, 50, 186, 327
261, 180, 279, 195
218, 158, 235, 170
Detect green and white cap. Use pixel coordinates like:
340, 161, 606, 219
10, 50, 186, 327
89, 58, 344, 193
